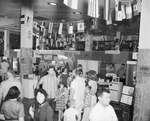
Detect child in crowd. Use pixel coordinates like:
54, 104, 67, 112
63, 99, 79, 121
55, 82, 68, 121
82, 85, 97, 121
29, 88, 53, 121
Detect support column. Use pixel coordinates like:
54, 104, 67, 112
133, 1, 150, 121
20, 0, 33, 76
4, 30, 10, 57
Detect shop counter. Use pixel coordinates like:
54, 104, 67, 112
22, 78, 38, 99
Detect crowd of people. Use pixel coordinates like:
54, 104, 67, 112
0, 58, 119, 121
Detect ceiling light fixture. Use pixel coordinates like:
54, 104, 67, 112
47, 2, 58, 6
61, 19, 66, 22
73, 12, 82, 15
113, 23, 118, 26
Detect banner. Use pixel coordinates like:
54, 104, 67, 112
104, 0, 110, 20
88, 0, 99, 18
77, 22, 84, 33
58, 23, 63, 35
137, 0, 142, 13
40, 21, 45, 32
115, 0, 122, 21
90, 18, 98, 30
106, 10, 112, 25
121, 4, 126, 19
63, 0, 78, 9
126, 2, 132, 19
68, 23, 73, 34
48, 22, 53, 38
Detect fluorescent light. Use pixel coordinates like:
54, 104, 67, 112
47, 2, 58, 6
73, 12, 82, 15
14, 49, 20, 52
61, 19, 66, 22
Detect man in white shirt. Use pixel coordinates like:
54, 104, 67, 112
70, 69, 85, 121
89, 88, 118, 121
0, 59, 9, 81
72, 64, 83, 77
37, 66, 59, 110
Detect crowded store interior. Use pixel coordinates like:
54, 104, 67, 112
0, 0, 149, 121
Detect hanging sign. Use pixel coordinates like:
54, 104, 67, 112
39, 50, 65, 55
105, 50, 120, 54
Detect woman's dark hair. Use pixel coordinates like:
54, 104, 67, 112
62, 67, 68, 73
48, 65, 55, 70
34, 88, 48, 103
57, 82, 67, 89
4, 86, 20, 101
97, 88, 110, 97
87, 70, 97, 81
75, 69, 82, 76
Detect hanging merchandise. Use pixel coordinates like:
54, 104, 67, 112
68, 23, 73, 34
33, 21, 38, 36
88, 0, 99, 18
104, 0, 110, 21
106, 10, 112, 25
121, 4, 126, 20
90, 18, 98, 30
125, 2, 132, 19
63, 0, 78, 9
40, 21, 45, 33
58, 23, 63, 35
33, 21, 38, 31
43, 28, 47, 37
50, 38, 54, 48
133, 0, 141, 16
48, 22, 53, 39
115, 0, 122, 21
133, 3, 139, 16
137, 0, 142, 13
77, 22, 84, 33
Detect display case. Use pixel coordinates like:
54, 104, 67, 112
22, 76, 38, 99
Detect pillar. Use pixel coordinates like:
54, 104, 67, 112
20, 0, 33, 76
133, 0, 150, 121
4, 30, 10, 57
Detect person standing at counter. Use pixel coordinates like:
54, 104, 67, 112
37, 66, 59, 110
0, 69, 23, 105
116, 63, 126, 85
106, 63, 115, 74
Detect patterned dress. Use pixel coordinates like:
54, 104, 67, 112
55, 88, 66, 111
